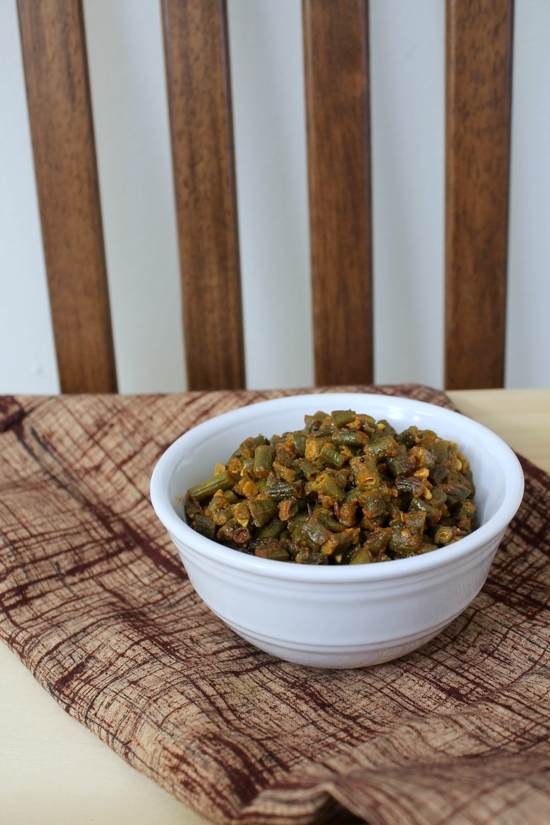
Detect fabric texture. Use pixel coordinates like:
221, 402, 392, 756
0, 385, 549, 825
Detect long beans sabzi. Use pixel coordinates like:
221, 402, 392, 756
183, 410, 478, 564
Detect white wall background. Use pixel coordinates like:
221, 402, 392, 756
0, 0, 548, 395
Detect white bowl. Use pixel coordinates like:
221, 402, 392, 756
150, 394, 524, 669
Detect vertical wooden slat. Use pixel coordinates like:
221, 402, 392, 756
17, 0, 117, 394
162, 0, 245, 391
445, 0, 514, 390
303, 0, 373, 387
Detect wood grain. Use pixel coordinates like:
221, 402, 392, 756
162, 0, 245, 391
303, 0, 373, 387
445, 0, 514, 390
17, 0, 117, 394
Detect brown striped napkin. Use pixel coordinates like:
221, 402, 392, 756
0, 385, 549, 825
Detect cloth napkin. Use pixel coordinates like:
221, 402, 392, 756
0, 384, 549, 825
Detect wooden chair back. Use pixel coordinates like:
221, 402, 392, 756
16, 0, 514, 393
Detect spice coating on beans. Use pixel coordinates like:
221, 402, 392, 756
184, 410, 478, 564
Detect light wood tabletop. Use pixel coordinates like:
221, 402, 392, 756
448, 388, 550, 475
1, 388, 548, 825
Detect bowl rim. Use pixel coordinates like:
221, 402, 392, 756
150, 393, 525, 583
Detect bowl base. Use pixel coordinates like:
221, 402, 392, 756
232, 624, 450, 669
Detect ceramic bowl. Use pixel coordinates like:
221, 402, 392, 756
150, 393, 524, 669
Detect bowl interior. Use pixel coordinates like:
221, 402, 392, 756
164, 394, 515, 531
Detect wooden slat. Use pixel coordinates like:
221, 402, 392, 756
445, 0, 514, 390
17, 0, 117, 394
303, 0, 373, 387
162, 0, 245, 391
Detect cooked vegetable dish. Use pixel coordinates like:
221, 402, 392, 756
184, 409, 478, 564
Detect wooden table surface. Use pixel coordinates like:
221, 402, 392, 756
1, 388, 548, 825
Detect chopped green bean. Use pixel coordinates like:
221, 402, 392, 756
278, 498, 299, 521
248, 496, 277, 527
253, 538, 289, 561
302, 517, 332, 547
253, 444, 275, 478
331, 409, 356, 427
188, 470, 232, 502
348, 546, 372, 565
320, 443, 346, 469
306, 472, 346, 502
194, 514, 217, 540
331, 429, 369, 448
258, 518, 285, 538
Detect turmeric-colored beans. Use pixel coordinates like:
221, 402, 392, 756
184, 411, 478, 564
